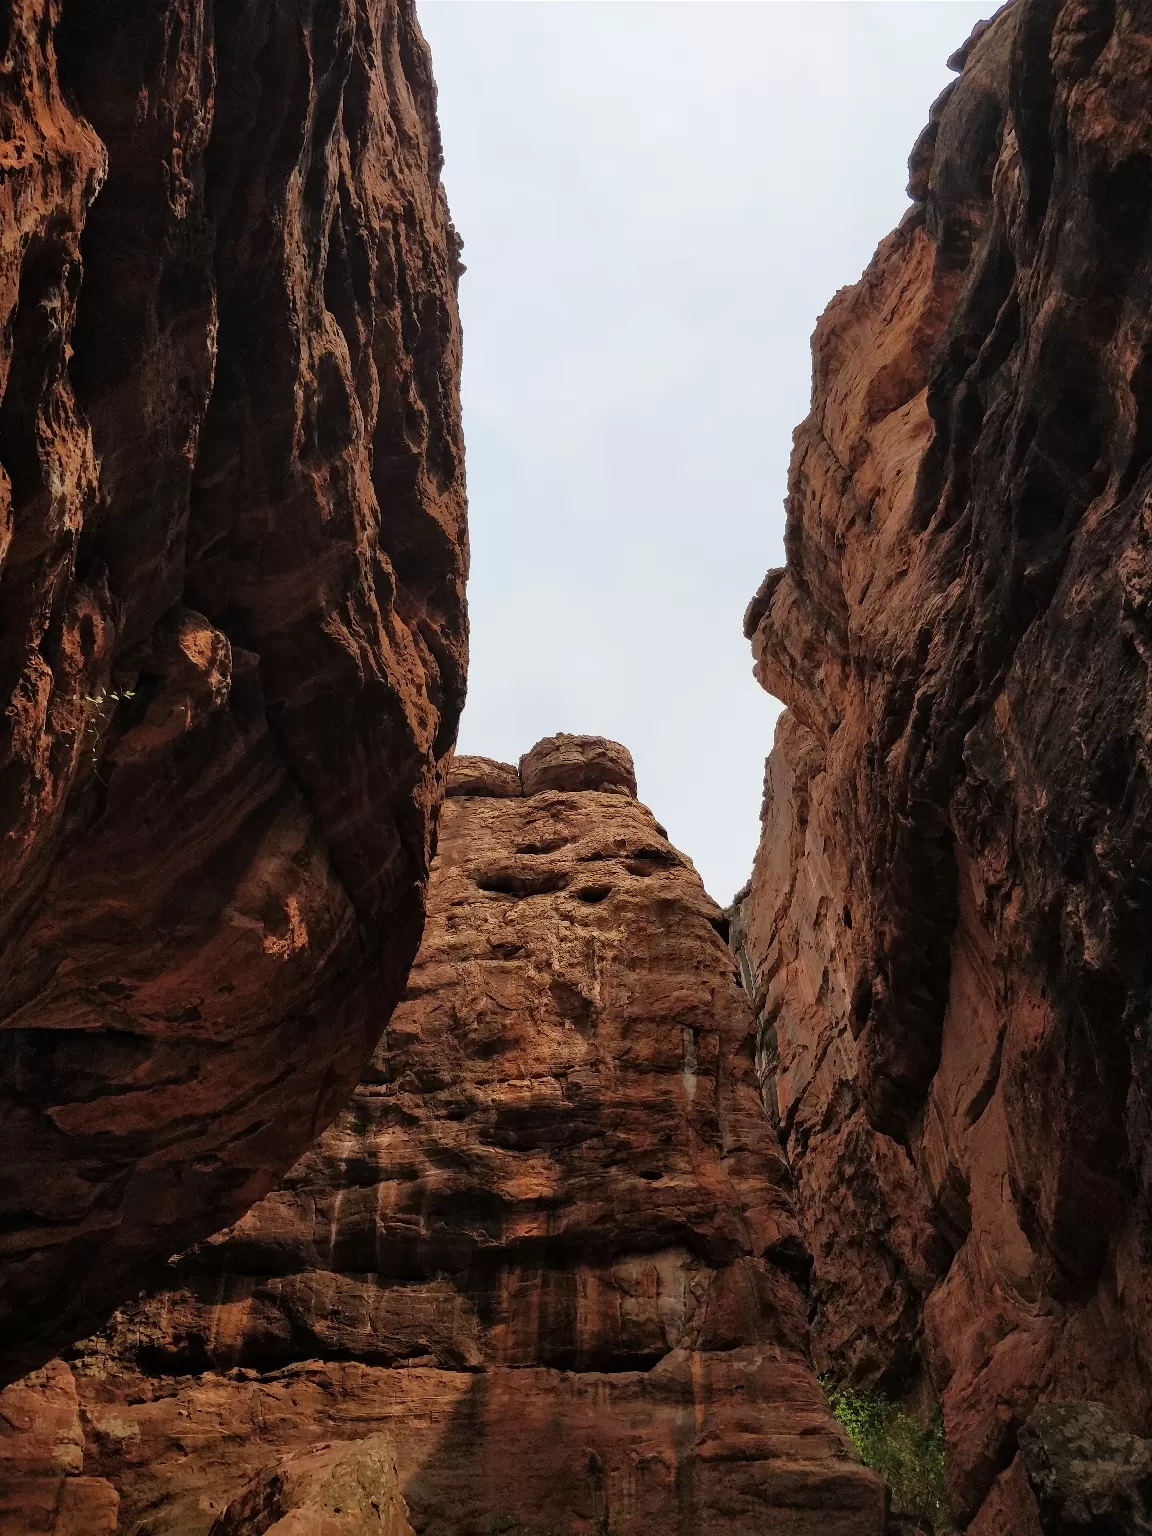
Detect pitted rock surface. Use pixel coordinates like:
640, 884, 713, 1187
739, 2, 1152, 1530
0, 0, 467, 1383
4, 742, 884, 1536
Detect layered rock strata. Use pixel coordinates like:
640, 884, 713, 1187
0, 0, 466, 1383
2, 738, 885, 1535
739, 0, 1152, 1528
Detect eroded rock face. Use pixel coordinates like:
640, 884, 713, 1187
0, 1360, 119, 1535
210, 1435, 414, 1536
518, 732, 638, 797
0, 0, 467, 1384
739, 1, 1152, 1528
1019, 1403, 1152, 1535
3, 739, 885, 1536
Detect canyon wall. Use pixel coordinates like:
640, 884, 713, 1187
1, 738, 886, 1536
0, 0, 467, 1384
738, 0, 1152, 1529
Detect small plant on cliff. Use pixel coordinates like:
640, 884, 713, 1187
822, 1379, 951, 1532
81, 685, 135, 768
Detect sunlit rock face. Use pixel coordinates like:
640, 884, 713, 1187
739, 0, 1152, 1529
0, 0, 467, 1385
0, 739, 885, 1536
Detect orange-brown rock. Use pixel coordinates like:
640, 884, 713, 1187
739, 1, 1152, 1528
2, 738, 885, 1535
518, 733, 638, 797
210, 1435, 414, 1536
0, 1360, 118, 1534
446, 755, 522, 798
0, 0, 467, 1384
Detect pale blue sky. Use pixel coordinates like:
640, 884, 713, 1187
417, 1, 1000, 900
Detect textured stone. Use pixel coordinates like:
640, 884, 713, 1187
446, 755, 522, 798
739, 0, 1152, 1529
0, 1360, 119, 1534
4, 740, 884, 1536
0, 0, 467, 1385
1019, 1404, 1152, 1536
519, 732, 637, 797
210, 1435, 414, 1536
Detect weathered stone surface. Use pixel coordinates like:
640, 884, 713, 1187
0, 1360, 119, 1534
519, 732, 637, 797
0, 0, 467, 1384
739, 0, 1152, 1529
4, 740, 884, 1535
446, 755, 522, 798
1019, 1404, 1152, 1536
209, 1435, 414, 1536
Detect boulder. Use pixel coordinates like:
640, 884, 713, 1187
446, 755, 522, 798
518, 733, 637, 797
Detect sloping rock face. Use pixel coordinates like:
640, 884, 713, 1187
0, 0, 466, 1383
210, 1435, 415, 1536
738, 0, 1152, 1529
1019, 1402, 1152, 1535
2, 738, 885, 1536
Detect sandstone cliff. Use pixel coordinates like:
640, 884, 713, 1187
739, 1, 1152, 1530
0, 0, 467, 1384
1, 739, 886, 1535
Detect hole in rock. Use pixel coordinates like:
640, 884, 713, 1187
474, 869, 570, 897
573, 884, 612, 904
515, 835, 572, 855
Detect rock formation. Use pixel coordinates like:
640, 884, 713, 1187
210, 1436, 415, 1536
739, 0, 1152, 1529
1018, 1402, 1152, 1535
0, 738, 886, 1535
0, 0, 467, 1384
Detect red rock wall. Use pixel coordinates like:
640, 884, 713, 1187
739, 1, 1152, 1528
1, 740, 885, 1536
0, 0, 467, 1384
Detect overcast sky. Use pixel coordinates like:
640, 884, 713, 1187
416, 1, 999, 901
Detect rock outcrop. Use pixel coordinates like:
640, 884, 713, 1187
0, 0, 467, 1383
0, 1360, 119, 1535
739, 0, 1152, 1529
209, 1435, 415, 1536
1, 738, 885, 1535
1019, 1402, 1152, 1535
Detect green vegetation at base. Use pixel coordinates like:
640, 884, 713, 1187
822, 1378, 952, 1533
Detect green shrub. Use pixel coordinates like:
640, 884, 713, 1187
822, 1379, 952, 1532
